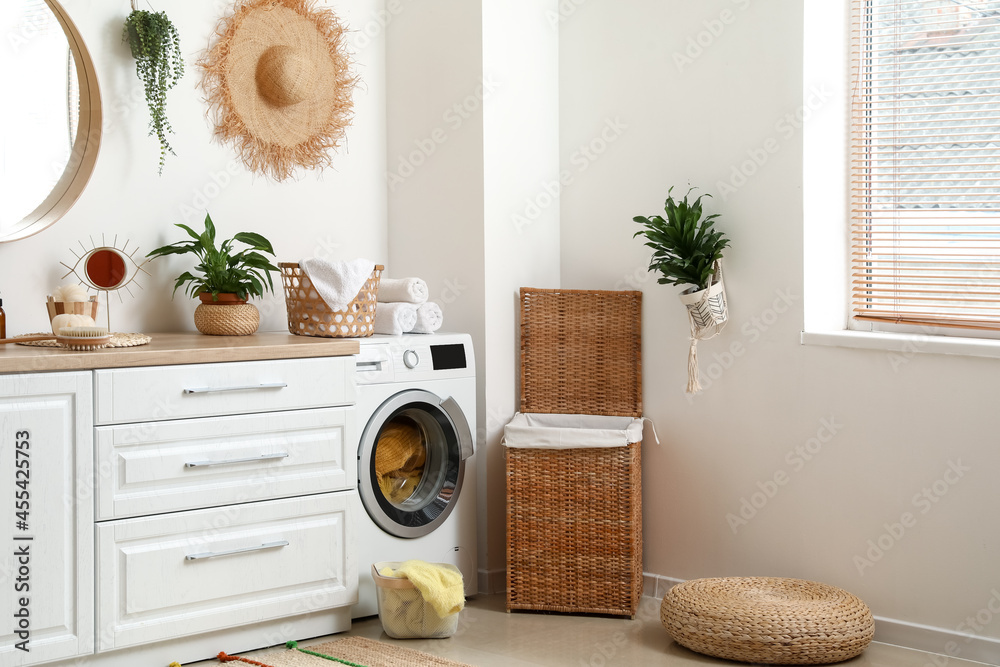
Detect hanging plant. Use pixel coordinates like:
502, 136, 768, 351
123, 2, 184, 175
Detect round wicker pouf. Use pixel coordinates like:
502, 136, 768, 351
194, 303, 260, 336
660, 577, 874, 665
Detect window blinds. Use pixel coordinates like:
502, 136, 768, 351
851, 0, 1000, 330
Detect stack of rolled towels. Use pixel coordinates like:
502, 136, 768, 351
375, 277, 444, 335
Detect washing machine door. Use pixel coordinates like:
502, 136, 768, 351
359, 388, 473, 539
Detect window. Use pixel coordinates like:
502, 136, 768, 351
851, 0, 1000, 331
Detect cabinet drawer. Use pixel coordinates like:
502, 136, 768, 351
96, 493, 357, 651
94, 357, 355, 425
95, 407, 356, 520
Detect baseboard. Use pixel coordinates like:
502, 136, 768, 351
642, 572, 1000, 665
873, 615, 1000, 665
478, 568, 507, 596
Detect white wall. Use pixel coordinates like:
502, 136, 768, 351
560, 0, 1000, 657
481, 0, 561, 589
0, 0, 387, 335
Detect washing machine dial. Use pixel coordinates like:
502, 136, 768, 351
402, 349, 419, 369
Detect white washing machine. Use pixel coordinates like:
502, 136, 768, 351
351, 332, 478, 618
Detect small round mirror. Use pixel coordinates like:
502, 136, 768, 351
0, 0, 102, 242
84, 248, 128, 289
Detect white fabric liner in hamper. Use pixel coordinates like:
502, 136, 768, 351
502, 412, 644, 449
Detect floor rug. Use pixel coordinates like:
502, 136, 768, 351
217, 637, 472, 667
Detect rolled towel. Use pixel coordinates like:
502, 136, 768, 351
378, 277, 428, 304
411, 301, 443, 334
299, 258, 374, 312
374, 302, 417, 335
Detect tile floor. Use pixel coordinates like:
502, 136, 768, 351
191, 595, 989, 667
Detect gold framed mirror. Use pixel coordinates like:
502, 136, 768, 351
0, 0, 102, 243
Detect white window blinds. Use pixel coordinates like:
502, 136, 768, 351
851, 0, 1000, 330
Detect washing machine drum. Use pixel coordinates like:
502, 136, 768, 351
359, 389, 473, 539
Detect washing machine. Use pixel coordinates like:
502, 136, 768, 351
351, 332, 478, 618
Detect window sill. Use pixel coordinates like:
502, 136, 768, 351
800, 330, 1000, 360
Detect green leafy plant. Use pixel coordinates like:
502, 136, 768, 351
123, 4, 184, 175
633, 187, 731, 291
146, 213, 280, 301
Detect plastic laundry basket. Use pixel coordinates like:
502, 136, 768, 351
372, 562, 461, 639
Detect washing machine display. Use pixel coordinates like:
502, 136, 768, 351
359, 389, 473, 539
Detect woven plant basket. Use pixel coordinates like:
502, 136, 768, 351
194, 303, 260, 336
677, 259, 728, 394
506, 288, 643, 618
279, 262, 382, 338
660, 577, 875, 665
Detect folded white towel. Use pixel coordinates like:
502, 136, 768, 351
299, 258, 374, 312
411, 301, 443, 334
378, 277, 428, 304
374, 302, 417, 335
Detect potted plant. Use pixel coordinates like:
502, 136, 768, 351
146, 213, 279, 335
633, 186, 731, 393
123, 1, 184, 175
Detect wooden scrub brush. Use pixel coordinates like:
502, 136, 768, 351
0, 327, 112, 350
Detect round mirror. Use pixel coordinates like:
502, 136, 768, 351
85, 248, 128, 289
0, 0, 102, 243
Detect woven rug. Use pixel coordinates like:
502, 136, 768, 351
217, 638, 472, 667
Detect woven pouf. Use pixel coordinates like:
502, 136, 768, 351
194, 303, 260, 336
660, 577, 874, 665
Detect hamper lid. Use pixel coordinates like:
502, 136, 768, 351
519, 288, 642, 417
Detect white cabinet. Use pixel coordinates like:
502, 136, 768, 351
0, 345, 358, 667
0, 372, 93, 667
96, 494, 355, 650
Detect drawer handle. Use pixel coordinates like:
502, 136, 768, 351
185, 540, 289, 561
185, 452, 289, 468
183, 382, 288, 394
356, 361, 382, 371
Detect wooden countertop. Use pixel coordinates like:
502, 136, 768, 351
0, 332, 360, 373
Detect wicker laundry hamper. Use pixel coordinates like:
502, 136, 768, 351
505, 288, 643, 618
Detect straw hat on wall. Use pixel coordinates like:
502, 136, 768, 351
200, 0, 358, 181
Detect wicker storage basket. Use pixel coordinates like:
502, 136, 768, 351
505, 288, 643, 618
279, 263, 383, 338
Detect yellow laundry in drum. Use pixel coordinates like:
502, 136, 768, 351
372, 561, 463, 639
375, 419, 426, 504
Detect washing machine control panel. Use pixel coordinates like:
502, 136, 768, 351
355, 334, 476, 383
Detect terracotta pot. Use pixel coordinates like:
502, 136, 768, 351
198, 292, 247, 305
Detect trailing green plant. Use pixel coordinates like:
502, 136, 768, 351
146, 213, 280, 301
123, 4, 184, 175
633, 186, 731, 291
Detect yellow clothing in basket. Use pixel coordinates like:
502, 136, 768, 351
380, 560, 465, 618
